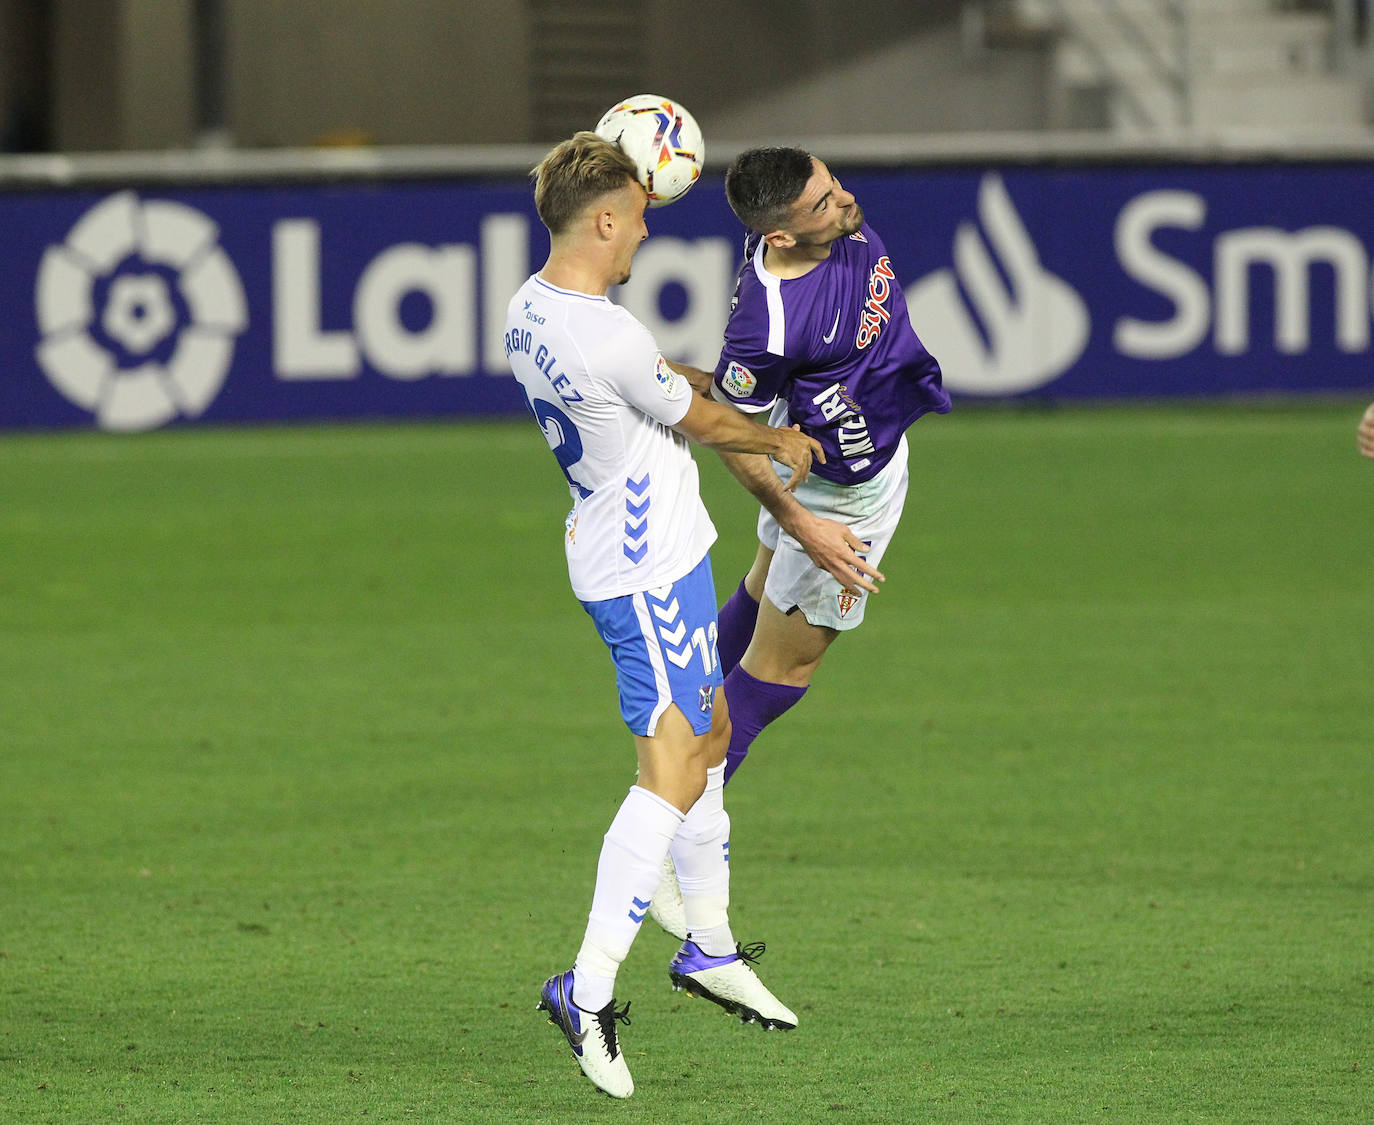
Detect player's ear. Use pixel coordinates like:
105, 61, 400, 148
595, 208, 616, 239
763, 229, 796, 250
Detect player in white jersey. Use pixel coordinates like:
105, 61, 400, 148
506, 281, 715, 603
507, 133, 822, 1099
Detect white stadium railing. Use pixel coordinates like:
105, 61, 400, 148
4, 126, 1374, 192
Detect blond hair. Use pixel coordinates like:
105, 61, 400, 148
531, 132, 640, 235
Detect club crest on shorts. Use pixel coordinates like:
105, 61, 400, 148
836, 590, 863, 618
698, 685, 713, 713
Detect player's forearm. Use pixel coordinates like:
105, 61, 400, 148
687, 411, 797, 459
717, 449, 814, 535
671, 390, 799, 461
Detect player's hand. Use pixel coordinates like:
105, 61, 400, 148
772, 425, 825, 491
1359, 402, 1374, 459
794, 513, 884, 596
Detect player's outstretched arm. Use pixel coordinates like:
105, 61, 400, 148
659, 361, 881, 594
717, 449, 884, 597
1359, 402, 1374, 459
671, 392, 822, 488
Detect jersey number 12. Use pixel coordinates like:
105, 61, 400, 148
523, 391, 592, 500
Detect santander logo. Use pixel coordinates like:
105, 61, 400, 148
906, 174, 1089, 395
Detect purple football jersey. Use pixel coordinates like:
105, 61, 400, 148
712, 223, 949, 483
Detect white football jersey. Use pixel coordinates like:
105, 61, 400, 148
505, 274, 716, 602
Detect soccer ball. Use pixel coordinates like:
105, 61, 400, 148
594, 95, 704, 208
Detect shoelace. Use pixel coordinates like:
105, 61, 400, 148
594, 999, 632, 1059
736, 941, 767, 965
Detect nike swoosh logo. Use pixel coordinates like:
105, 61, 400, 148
822, 307, 841, 344
559, 977, 589, 1047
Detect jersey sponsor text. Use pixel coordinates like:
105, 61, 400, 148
855, 256, 896, 350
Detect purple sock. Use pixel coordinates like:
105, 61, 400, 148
723, 665, 807, 784
716, 578, 759, 677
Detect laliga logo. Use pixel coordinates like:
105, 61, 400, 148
907, 174, 1089, 396
35, 191, 247, 432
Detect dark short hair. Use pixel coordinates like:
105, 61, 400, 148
724, 147, 815, 235
531, 131, 640, 235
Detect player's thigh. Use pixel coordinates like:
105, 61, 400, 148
764, 459, 908, 632
634, 704, 717, 811
742, 542, 774, 602
742, 595, 837, 686
635, 683, 729, 807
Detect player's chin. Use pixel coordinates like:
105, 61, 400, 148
841, 205, 865, 234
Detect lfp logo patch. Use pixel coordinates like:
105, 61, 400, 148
34, 191, 247, 432
653, 352, 682, 396
721, 360, 756, 399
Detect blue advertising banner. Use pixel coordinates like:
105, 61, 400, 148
2, 162, 1371, 431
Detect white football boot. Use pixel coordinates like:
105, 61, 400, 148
537, 970, 634, 1098
668, 940, 798, 1030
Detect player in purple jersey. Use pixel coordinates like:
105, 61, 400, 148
649, 146, 950, 939
708, 146, 949, 774
714, 206, 947, 486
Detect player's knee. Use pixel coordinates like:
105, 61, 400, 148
676, 783, 729, 838
656, 761, 707, 813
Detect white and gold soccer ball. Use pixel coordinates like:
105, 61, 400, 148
594, 94, 704, 208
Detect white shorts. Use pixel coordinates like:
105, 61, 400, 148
758, 435, 909, 631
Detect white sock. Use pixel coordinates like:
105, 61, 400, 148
670, 763, 736, 957
573, 785, 684, 1011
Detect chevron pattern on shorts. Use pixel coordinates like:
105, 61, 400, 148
644, 582, 692, 667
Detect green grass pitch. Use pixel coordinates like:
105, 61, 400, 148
1, 402, 1370, 1123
